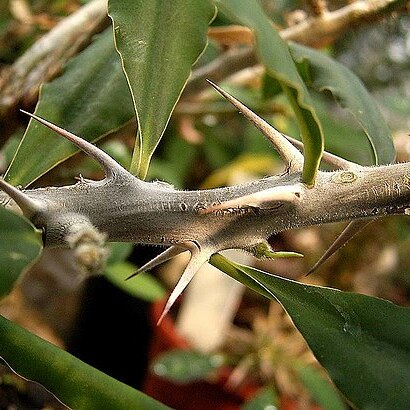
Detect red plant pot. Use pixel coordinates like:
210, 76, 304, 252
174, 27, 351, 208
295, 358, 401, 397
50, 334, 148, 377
142, 299, 260, 410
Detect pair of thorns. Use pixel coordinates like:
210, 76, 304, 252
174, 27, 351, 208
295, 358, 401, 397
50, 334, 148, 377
0, 81, 367, 322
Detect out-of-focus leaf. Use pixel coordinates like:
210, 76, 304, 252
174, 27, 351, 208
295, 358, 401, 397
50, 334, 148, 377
296, 365, 346, 410
80, 139, 133, 178
0, 2, 11, 33
289, 43, 395, 165
241, 386, 278, 410
216, 0, 323, 186
101, 140, 132, 170
319, 107, 374, 166
147, 132, 197, 188
104, 261, 165, 302
151, 349, 224, 383
0, 131, 22, 170
5, 28, 134, 187
211, 254, 410, 410
0, 315, 169, 409
108, 0, 215, 179
201, 152, 278, 189
106, 242, 134, 265
261, 73, 283, 100
0, 208, 42, 299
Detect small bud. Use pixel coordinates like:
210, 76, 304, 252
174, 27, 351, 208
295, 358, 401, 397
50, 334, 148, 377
247, 241, 303, 259
66, 223, 109, 276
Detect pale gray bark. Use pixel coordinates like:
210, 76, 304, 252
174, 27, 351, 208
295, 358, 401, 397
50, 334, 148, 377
1, 156, 409, 249
1, 109, 408, 318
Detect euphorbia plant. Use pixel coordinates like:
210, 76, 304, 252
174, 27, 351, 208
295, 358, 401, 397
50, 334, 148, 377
0, 0, 409, 408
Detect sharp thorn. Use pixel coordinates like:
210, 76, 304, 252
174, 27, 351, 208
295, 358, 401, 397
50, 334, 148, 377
20, 110, 128, 181
0, 178, 43, 217
306, 219, 373, 276
126, 245, 187, 280
206, 80, 304, 171
157, 245, 210, 325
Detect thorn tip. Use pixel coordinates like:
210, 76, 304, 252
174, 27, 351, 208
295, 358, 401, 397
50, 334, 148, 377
20, 110, 129, 181
207, 82, 304, 170
156, 243, 210, 323
126, 245, 189, 281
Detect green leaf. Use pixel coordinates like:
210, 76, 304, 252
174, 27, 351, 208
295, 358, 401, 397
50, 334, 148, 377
289, 43, 395, 165
318, 102, 375, 166
108, 0, 215, 179
0, 315, 169, 409
296, 364, 346, 410
241, 386, 278, 410
0, 208, 42, 299
151, 349, 224, 383
104, 261, 165, 302
216, 0, 323, 186
5, 28, 134, 187
106, 242, 134, 265
211, 254, 410, 410
147, 131, 197, 189
261, 73, 282, 100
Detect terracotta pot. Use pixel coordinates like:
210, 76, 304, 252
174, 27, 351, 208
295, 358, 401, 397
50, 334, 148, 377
143, 299, 260, 410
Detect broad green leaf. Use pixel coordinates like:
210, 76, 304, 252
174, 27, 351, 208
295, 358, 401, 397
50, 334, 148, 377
261, 72, 282, 100
108, 0, 215, 179
241, 386, 278, 410
5, 28, 134, 187
319, 103, 375, 166
216, 0, 323, 186
0, 207, 42, 299
289, 43, 395, 165
296, 365, 346, 410
151, 349, 224, 383
211, 254, 410, 410
0, 315, 169, 409
104, 261, 165, 302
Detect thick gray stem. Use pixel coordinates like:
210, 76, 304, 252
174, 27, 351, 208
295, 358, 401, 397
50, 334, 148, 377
2, 163, 408, 251
1, 131, 408, 318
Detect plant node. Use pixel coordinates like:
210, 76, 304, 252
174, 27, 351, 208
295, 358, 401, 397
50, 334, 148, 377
66, 222, 109, 276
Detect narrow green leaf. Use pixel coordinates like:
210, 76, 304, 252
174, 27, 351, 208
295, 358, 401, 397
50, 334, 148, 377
216, 0, 324, 186
104, 261, 165, 302
106, 242, 134, 265
241, 386, 278, 410
0, 208, 42, 299
289, 43, 395, 165
211, 254, 410, 410
151, 349, 224, 383
108, 0, 215, 179
296, 364, 347, 410
0, 315, 169, 409
5, 28, 134, 187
